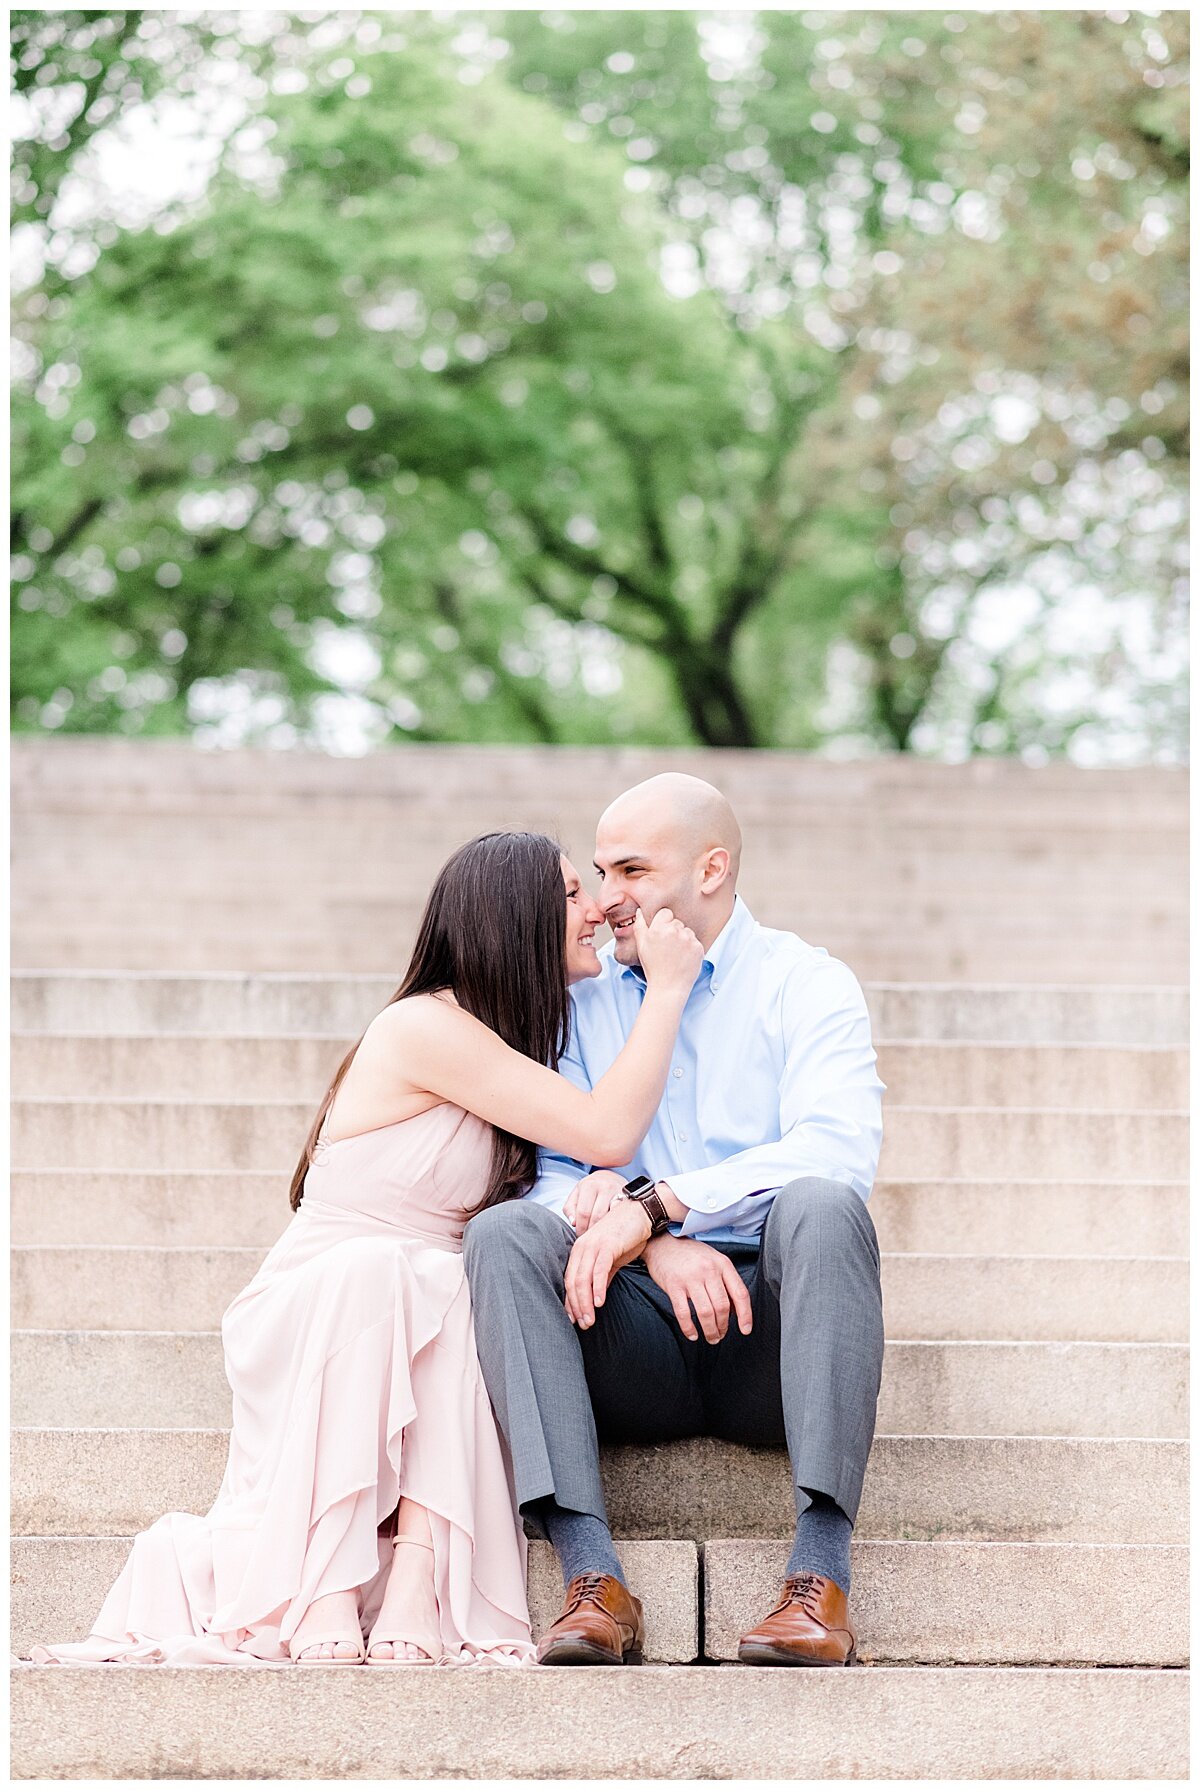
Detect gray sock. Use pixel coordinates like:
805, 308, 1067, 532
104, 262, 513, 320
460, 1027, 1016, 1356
532, 1498, 625, 1589
786, 1488, 852, 1595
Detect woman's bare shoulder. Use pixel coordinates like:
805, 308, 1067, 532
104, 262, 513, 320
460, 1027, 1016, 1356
366, 991, 477, 1046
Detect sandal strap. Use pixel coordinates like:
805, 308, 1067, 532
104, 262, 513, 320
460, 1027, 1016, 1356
292, 1636, 365, 1659
369, 1532, 440, 1656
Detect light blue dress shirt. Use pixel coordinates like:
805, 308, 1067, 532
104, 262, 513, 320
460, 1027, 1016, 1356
530, 895, 886, 1247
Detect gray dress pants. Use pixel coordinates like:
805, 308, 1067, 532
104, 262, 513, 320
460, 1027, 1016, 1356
463, 1177, 884, 1533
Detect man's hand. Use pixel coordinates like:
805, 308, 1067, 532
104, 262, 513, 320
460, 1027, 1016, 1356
563, 1169, 626, 1234
641, 1234, 754, 1345
564, 1199, 653, 1329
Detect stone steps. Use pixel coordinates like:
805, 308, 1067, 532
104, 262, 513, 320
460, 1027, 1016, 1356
15, 801, 1188, 852
17, 883, 1183, 936
10, 744, 1189, 1778
700, 1539, 1189, 1665
9, 1662, 1188, 1781
15, 971, 1187, 1042
10, 885, 1186, 930
13, 1535, 1187, 1668
13, 930, 1184, 981
13, 1428, 1187, 1546
11, 1241, 1188, 1342
14, 1331, 1187, 1436
11, 1096, 1188, 1181
12, 1171, 1187, 1255
12, 1033, 1190, 1107
16, 762, 1182, 823
14, 850, 1186, 903
12, 865, 1185, 909
13, 732, 1184, 789
13, 1535, 696, 1665
12, 888, 1187, 937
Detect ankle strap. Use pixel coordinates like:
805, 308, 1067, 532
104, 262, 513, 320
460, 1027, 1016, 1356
392, 1534, 434, 1552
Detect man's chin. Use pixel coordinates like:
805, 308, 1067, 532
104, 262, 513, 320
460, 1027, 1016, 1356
612, 938, 641, 969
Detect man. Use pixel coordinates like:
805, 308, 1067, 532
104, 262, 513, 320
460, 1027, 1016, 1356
465, 773, 885, 1666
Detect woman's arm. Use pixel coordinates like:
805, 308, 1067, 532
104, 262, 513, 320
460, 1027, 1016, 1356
371, 908, 701, 1165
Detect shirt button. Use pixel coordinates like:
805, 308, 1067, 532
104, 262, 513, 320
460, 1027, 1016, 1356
679, 1132, 688, 1142
672, 1067, 684, 1079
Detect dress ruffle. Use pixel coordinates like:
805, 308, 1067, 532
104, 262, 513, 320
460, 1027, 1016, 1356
31, 1106, 536, 1668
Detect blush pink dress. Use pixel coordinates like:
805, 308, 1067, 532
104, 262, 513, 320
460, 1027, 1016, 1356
31, 1102, 535, 1667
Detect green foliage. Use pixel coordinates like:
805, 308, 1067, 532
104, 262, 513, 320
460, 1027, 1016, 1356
11, 10, 1189, 758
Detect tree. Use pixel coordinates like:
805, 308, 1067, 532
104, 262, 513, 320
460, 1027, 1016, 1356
11, 10, 1189, 758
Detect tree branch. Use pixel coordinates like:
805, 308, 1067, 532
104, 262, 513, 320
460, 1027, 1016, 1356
516, 504, 689, 641
432, 578, 561, 742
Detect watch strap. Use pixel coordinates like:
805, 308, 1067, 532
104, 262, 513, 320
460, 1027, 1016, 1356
620, 1177, 671, 1237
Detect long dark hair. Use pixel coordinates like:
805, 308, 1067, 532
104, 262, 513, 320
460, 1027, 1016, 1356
289, 831, 571, 1214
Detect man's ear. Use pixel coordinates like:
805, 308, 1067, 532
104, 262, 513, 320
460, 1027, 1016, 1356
699, 847, 731, 893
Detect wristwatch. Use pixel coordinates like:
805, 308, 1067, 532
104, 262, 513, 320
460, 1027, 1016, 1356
616, 1174, 672, 1237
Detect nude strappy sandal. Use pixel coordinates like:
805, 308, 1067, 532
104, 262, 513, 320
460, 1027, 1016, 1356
289, 1592, 366, 1666
366, 1535, 442, 1665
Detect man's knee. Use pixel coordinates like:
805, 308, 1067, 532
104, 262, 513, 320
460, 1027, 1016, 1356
463, 1196, 572, 1281
762, 1177, 877, 1263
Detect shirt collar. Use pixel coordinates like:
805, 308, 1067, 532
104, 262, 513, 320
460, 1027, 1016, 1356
700, 894, 754, 993
617, 894, 754, 996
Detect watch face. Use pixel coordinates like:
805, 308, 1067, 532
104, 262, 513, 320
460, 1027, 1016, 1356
623, 1175, 655, 1197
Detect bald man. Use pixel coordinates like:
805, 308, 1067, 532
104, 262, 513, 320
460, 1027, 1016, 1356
465, 774, 885, 1668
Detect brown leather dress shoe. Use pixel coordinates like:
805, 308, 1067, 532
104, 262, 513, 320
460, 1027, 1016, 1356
536, 1572, 645, 1666
737, 1572, 857, 1667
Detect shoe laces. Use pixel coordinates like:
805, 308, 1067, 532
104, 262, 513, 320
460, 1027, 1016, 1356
564, 1572, 609, 1615
779, 1572, 825, 1614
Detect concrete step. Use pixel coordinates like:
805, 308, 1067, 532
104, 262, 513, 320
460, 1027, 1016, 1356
877, 1108, 1188, 1180
17, 884, 1183, 945
14, 972, 1188, 1043
14, 1331, 1187, 1437
13, 1429, 1186, 1546
13, 887, 1187, 939
11, 1097, 1188, 1181
12, 1535, 1186, 1667
11, 1033, 353, 1101
13, 1170, 1187, 1256
14, 927, 1183, 982
15, 772, 1187, 833
13, 1033, 1189, 1110
872, 1179, 1187, 1258
9, 1241, 1188, 1343
14, 732, 1185, 794
17, 814, 1184, 867
9, 1660, 1189, 1781
10, 884, 1186, 931
701, 1539, 1188, 1666
14, 859, 1185, 917
11, 1535, 697, 1665
15, 802, 1187, 856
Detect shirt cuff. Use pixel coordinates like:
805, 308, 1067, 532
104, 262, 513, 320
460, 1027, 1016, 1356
662, 1164, 769, 1220
666, 1157, 871, 1220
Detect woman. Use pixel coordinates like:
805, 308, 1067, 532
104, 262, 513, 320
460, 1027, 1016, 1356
31, 831, 701, 1668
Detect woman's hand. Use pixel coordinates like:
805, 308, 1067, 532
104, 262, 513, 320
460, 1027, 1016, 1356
564, 1199, 654, 1327
633, 906, 703, 994
564, 1169, 627, 1233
